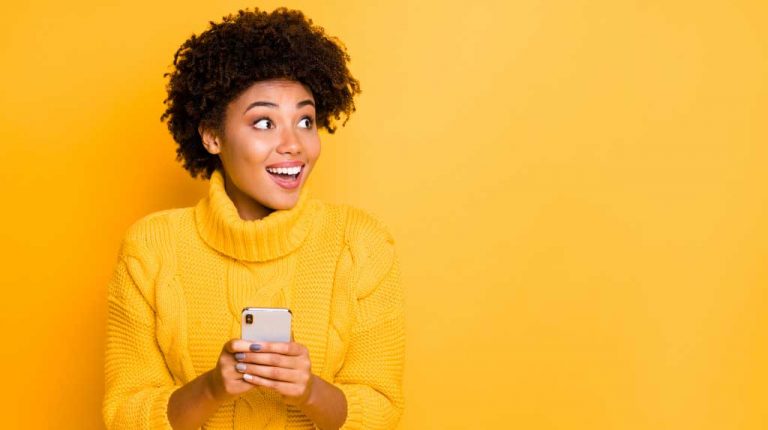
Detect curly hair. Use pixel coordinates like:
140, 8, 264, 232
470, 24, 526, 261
160, 7, 361, 179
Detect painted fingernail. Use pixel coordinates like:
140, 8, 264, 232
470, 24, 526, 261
234, 352, 245, 361
243, 373, 253, 381
235, 363, 247, 372
249, 343, 262, 352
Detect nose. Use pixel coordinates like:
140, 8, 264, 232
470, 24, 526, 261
277, 127, 302, 155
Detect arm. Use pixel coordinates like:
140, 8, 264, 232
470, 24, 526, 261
299, 374, 348, 429
103, 251, 181, 429
104, 240, 258, 429
167, 339, 261, 430
334, 222, 406, 429
166, 370, 225, 430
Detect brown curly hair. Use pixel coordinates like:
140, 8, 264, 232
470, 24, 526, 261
160, 7, 361, 179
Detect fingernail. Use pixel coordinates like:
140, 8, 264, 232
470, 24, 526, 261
234, 352, 245, 361
249, 343, 261, 352
243, 373, 253, 381
235, 363, 247, 372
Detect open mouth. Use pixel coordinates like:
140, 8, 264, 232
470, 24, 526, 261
265, 165, 303, 180
265, 165, 304, 189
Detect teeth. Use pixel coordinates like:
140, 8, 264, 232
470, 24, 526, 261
266, 166, 302, 175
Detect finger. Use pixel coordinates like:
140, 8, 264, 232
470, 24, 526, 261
224, 339, 253, 353
236, 352, 297, 368
252, 341, 304, 356
242, 373, 307, 398
236, 363, 301, 383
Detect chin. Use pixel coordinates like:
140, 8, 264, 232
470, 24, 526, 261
267, 194, 300, 211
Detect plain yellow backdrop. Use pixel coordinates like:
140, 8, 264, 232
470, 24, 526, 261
1, 0, 766, 428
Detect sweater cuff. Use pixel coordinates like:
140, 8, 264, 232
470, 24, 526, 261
150, 385, 180, 429
338, 384, 363, 429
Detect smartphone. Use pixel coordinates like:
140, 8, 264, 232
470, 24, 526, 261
241, 307, 292, 343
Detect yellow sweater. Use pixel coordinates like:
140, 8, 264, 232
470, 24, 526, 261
103, 169, 405, 429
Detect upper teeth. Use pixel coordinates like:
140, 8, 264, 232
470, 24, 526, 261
267, 166, 302, 175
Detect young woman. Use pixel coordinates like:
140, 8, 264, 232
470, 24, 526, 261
103, 8, 404, 430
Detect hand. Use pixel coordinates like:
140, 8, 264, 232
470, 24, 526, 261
204, 339, 260, 402
233, 340, 315, 406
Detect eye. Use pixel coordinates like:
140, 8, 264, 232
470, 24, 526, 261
253, 118, 272, 130
298, 117, 313, 129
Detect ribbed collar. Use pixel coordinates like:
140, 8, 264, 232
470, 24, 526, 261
194, 168, 316, 262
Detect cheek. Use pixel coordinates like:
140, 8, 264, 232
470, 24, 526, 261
241, 144, 272, 165
307, 137, 321, 162
226, 136, 272, 166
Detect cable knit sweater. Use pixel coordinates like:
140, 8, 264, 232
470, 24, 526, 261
103, 169, 405, 429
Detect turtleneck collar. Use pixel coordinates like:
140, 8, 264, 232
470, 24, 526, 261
194, 168, 316, 262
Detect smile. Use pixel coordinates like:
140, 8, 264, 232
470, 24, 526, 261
265, 165, 304, 189
266, 165, 302, 177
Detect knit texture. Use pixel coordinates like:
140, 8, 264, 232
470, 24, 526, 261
103, 169, 405, 429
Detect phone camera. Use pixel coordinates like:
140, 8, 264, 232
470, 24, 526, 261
245, 314, 253, 324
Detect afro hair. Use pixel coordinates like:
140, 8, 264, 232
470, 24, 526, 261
160, 7, 361, 179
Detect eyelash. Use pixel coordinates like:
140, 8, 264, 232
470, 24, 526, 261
252, 116, 314, 129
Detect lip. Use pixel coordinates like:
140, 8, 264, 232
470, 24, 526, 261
265, 160, 305, 168
266, 164, 305, 190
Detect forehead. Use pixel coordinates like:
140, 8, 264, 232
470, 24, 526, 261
230, 79, 314, 108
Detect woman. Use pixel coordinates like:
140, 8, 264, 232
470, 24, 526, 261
103, 8, 404, 430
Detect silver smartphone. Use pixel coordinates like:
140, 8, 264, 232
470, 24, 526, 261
241, 307, 292, 343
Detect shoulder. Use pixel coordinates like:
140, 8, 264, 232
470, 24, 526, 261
331, 203, 398, 297
114, 208, 190, 294
307, 198, 393, 240
343, 205, 396, 247
313, 200, 395, 250
119, 207, 190, 258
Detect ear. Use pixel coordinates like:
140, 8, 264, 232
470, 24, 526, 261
199, 123, 222, 155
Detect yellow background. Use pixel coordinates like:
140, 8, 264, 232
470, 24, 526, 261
1, 1, 766, 428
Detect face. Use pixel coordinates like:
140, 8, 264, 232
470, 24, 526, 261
200, 79, 321, 220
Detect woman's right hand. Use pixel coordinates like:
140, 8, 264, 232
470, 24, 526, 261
205, 339, 258, 402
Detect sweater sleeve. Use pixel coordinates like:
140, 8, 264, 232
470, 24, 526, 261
335, 212, 405, 430
103, 227, 181, 430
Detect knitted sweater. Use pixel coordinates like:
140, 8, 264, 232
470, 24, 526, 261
103, 169, 405, 429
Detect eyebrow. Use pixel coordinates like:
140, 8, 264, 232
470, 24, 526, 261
243, 99, 315, 114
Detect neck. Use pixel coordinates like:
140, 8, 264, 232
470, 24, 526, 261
222, 171, 275, 221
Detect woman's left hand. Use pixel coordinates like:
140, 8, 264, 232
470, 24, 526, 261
234, 341, 315, 406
